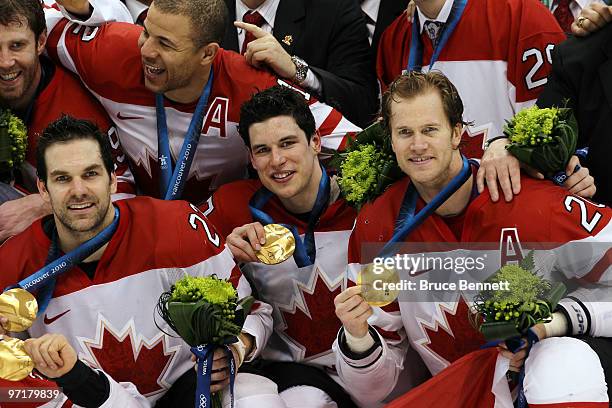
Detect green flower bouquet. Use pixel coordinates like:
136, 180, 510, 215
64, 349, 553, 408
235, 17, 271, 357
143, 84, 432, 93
472, 252, 566, 341
156, 275, 254, 408
504, 106, 578, 185
330, 122, 403, 209
0, 109, 27, 183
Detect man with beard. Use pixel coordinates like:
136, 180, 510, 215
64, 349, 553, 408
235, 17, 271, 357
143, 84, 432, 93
45, 0, 359, 206
0, 115, 274, 407
0, 0, 134, 242
333, 72, 611, 406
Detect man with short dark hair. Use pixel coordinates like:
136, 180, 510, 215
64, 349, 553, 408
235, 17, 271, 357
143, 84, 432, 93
0, 0, 134, 242
45, 0, 359, 206
333, 71, 612, 406
203, 85, 360, 407
0, 115, 273, 407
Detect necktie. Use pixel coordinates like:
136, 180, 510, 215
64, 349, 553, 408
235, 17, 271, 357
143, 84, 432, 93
423, 20, 444, 47
241, 11, 265, 54
553, 0, 573, 33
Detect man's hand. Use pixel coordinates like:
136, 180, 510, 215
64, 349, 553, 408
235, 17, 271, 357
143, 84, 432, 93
23, 334, 78, 378
477, 138, 541, 202
498, 325, 546, 372
234, 22, 297, 80
334, 286, 373, 339
571, 3, 612, 36
563, 155, 596, 198
53, 0, 92, 17
0, 194, 51, 242
192, 347, 240, 393
226, 222, 266, 263
0, 316, 8, 335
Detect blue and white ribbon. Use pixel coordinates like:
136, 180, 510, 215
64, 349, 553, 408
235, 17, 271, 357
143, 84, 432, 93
156, 70, 214, 200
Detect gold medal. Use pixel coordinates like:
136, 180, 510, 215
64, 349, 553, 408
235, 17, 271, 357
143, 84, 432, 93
0, 337, 34, 381
0, 289, 38, 332
358, 263, 400, 307
256, 224, 295, 265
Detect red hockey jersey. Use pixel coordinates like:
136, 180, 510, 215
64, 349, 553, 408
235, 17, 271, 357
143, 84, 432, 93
335, 175, 612, 404
376, 0, 566, 158
205, 179, 357, 372
0, 197, 273, 407
44, 19, 360, 205
16, 63, 134, 197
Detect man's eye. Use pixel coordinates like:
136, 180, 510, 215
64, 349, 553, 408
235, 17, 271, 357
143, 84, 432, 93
85, 171, 98, 178
56, 176, 68, 183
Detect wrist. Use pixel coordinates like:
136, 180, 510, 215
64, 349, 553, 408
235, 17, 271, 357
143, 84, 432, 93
344, 327, 375, 353
484, 135, 509, 150
291, 55, 308, 83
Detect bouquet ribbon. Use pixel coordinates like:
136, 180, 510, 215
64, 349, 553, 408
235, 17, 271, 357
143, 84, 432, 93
379, 156, 473, 258
480, 328, 540, 408
249, 163, 330, 267
5, 207, 120, 315
156, 69, 214, 200
191, 344, 236, 408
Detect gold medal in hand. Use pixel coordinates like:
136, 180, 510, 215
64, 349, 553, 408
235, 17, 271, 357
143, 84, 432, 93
358, 263, 400, 307
0, 288, 38, 332
256, 224, 296, 265
0, 337, 34, 381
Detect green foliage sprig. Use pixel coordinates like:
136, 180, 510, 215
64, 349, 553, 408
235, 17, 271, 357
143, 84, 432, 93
0, 109, 28, 174
331, 122, 403, 209
503, 106, 578, 175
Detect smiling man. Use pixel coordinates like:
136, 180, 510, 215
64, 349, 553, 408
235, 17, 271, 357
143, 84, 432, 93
0, 115, 273, 407
202, 86, 360, 407
333, 72, 612, 406
43, 0, 359, 205
0, 0, 133, 242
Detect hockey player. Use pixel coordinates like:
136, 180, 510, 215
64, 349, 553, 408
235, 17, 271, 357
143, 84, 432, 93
376, 0, 566, 161
0, 0, 134, 241
202, 85, 359, 407
333, 72, 611, 406
44, 0, 359, 205
0, 116, 273, 407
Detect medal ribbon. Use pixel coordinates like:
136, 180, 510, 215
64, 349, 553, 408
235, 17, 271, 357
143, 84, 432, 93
551, 146, 589, 186
249, 163, 330, 267
156, 69, 214, 200
407, 0, 467, 72
191, 344, 236, 408
7, 207, 120, 316
379, 156, 472, 258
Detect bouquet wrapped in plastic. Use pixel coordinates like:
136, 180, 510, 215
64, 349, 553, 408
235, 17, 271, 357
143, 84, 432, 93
330, 122, 403, 209
472, 252, 566, 342
0, 109, 27, 183
157, 275, 254, 408
504, 106, 579, 185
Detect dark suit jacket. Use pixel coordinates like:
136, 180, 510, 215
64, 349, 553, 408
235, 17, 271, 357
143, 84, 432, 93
371, 0, 409, 60
537, 25, 612, 207
223, 0, 378, 127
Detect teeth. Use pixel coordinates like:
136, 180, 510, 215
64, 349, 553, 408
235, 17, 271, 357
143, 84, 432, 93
144, 64, 164, 75
273, 171, 292, 179
412, 157, 431, 162
69, 203, 93, 209
0, 72, 19, 81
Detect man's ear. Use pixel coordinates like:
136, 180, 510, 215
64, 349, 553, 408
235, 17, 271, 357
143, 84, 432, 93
310, 131, 322, 154
200, 42, 220, 67
36, 30, 48, 56
451, 123, 463, 149
36, 178, 50, 203
110, 172, 118, 195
